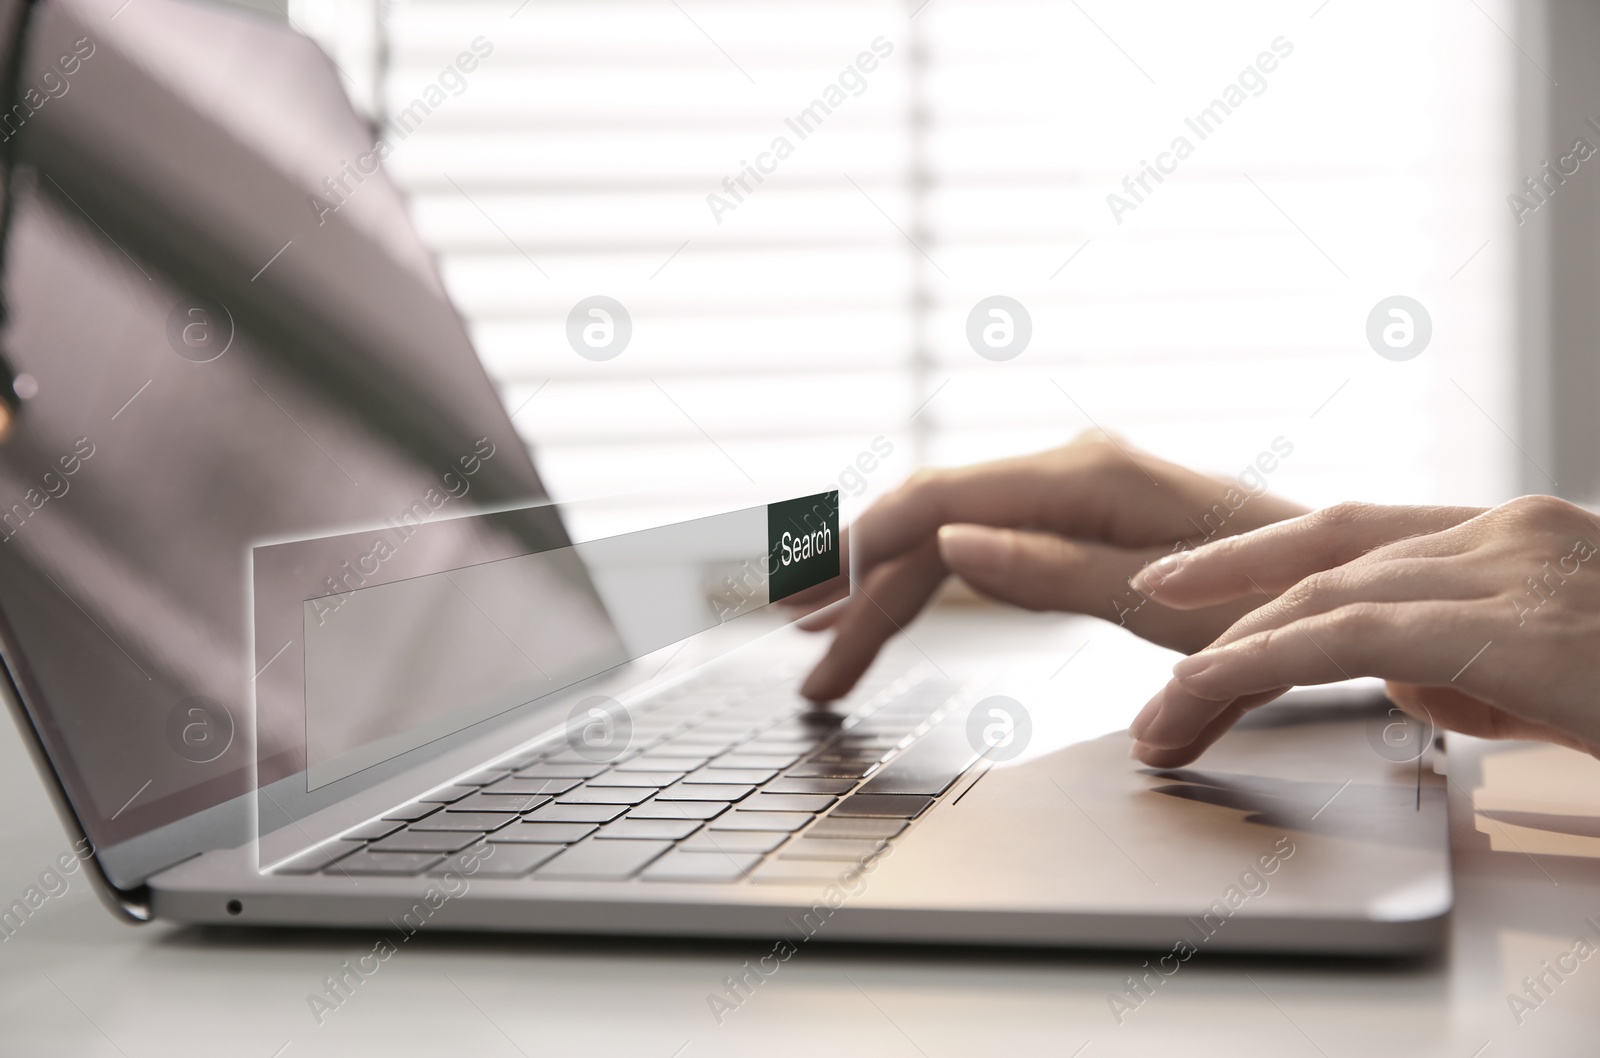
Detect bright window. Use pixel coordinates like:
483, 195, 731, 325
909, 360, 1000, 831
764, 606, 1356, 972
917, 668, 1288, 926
294, 0, 1519, 525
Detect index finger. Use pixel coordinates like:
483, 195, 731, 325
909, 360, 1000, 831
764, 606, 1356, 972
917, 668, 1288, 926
844, 442, 1241, 595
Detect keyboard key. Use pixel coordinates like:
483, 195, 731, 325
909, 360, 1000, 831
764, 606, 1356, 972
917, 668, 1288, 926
408, 812, 520, 832
632, 713, 681, 725
472, 843, 564, 877
736, 793, 837, 813
693, 722, 761, 736
745, 728, 827, 740
341, 820, 404, 842
527, 803, 628, 824
763, 777, 856, 796
742, 746, 827, 762
743, 732, 831, 746
710, 811, 812, 832
640, 744, 722, 759
620, 753, 711, 771
417, 786, 479, 803
642, 850, 764, 883
618, 740, 667, 756
449, 791, 551, 814
685, 767, 776, 785
331, 851, 443, 876
748, 860, 856, 885
809, 748, 885, 762
581, 741, 654, 760
485, 778, 581, 797
779, 838, 888, 861
763, 717, 843, 738
456, 768, 513, 786
371, 831, 481, 854
657, 783, 754, 802
495, 822, 598, 843
872, 710, 938, 725
534, 839, 673, 880
382, 803, 442, 822
556, 786, 654, 806
854, 718, 977, 797
804, 818, 908, 840
597, 818, 703, 841
837, 733, 907, 748
659, 733, 741, 750
501, 748, 555, 769
427, 842, 496, 876
586, 770, 684, 788
274, 841, 363, 874
679, 830, 788, 854
844, 727, 917, 743
786, 761, 875, 779
712, 753, 801, 769
515, 763, 608, 779
831, 794, 934, 818
628, 800, 729, 821
684, 768, 771, 784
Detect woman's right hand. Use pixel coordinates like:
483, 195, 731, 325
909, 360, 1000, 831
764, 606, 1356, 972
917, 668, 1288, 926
791, 435, 1309, 701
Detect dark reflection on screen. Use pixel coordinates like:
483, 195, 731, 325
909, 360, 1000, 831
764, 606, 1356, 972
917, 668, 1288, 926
0, 0, 578, 864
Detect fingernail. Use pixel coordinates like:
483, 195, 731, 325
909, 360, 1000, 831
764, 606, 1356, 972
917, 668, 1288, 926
799, 665, 831, 701
937, 524, 1009, 575
1171, 653, 1215, 681
1127, 692, 1163, 740
1131, 551, 1186, 594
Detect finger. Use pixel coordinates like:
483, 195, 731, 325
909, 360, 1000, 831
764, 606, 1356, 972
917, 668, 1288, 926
1126, 671, 1282, 752
845, 443, 1243, 594
794, 596, 850, 632
844, 460, 1084, 591
937, 524, 1162, 612
937, 524, 1273, 653
1131, 691, 1289, 767
780, 580, 850, 614
1170, 601, 1495, 705
799, 540, 946, 701
1130, 503, 1483, 608
1384, 682, 1593, 752
1199, 553, 1492, 651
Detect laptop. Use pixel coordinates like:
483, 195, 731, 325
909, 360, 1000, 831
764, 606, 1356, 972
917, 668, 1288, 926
0, 0, 1451, 955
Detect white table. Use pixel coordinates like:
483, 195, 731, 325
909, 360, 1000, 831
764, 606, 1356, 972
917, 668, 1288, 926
2, 610, 1596, 1057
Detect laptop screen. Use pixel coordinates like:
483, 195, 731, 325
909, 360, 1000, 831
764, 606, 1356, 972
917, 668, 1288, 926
0, 0, 616, 865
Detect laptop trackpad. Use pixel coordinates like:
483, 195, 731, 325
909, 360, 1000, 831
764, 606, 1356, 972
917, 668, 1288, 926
868, 692, 1450, 951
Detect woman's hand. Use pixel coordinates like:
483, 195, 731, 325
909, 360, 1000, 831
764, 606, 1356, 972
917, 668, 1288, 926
1128, 497, 1600, 766
792, 435, 1308, 701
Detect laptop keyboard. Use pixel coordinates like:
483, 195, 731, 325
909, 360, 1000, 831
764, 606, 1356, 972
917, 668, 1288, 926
274, 666, 980, 885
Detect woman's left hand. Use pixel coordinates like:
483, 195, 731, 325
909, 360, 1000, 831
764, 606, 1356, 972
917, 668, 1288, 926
1125, 496, 1600, 767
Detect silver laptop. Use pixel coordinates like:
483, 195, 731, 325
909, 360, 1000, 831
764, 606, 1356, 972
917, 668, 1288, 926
0, 0, 1450, 955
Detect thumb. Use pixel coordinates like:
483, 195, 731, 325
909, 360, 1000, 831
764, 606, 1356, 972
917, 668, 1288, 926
937, 523, 1149, 614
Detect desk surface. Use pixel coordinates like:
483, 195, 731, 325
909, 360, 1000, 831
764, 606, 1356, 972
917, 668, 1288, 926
1, 611, 1597, 1058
